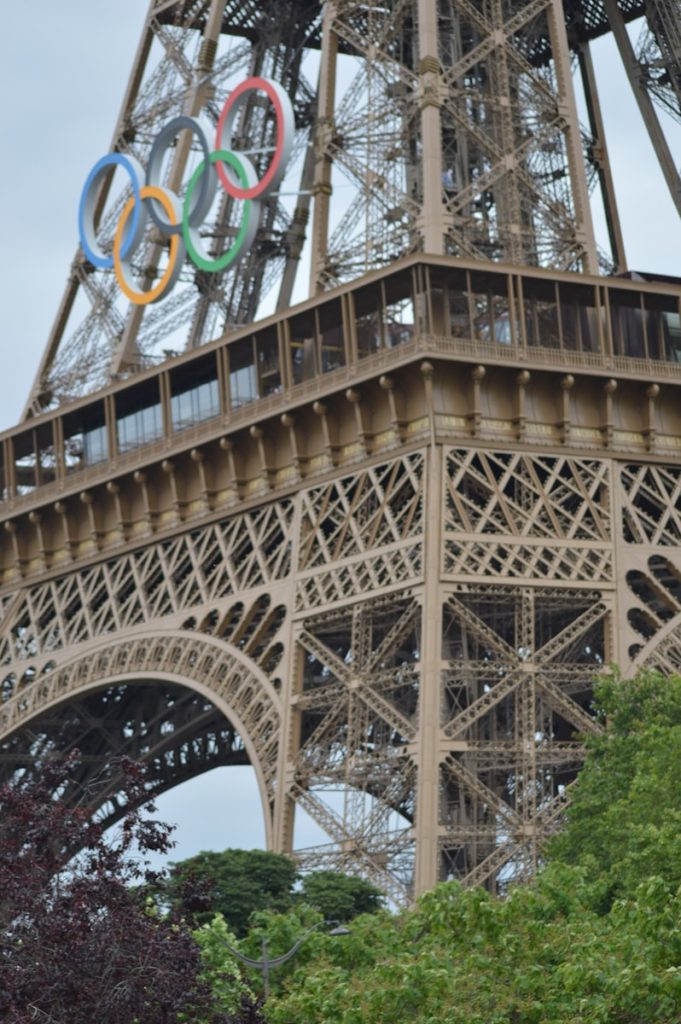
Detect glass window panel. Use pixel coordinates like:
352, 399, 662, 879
0, 445, 7, 501
558, 282, 599, 353
170, 354, 220, 431
229, 338, 257, 408
663, 310, 681, 362
522, 277, 560, 348
425, 267, 466, 336
63, 402, 108, 472
318, 300, 346, 372
256, 329, 282, 396
116, 381, 163, 453
644, 292, 681, 362
35, 423, 57, 486
13, 431, 36, 496
354, 286, 383, 358
469, 271, 511, 344
448, 288, 471, 338
289, 312, 317, 384
117, 404, 162, 453
609, 288, 645, 358
384, 272, 415, 347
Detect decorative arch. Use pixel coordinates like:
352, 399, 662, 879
0, 630, 282, 846
629, 613, 681, 679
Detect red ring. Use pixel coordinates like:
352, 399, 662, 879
215, 77, 285, 201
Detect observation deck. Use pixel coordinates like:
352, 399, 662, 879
1, 254, 680, 587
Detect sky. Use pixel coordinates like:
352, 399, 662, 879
0, 4, 680, 868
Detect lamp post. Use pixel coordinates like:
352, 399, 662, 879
221, 919, 350, 999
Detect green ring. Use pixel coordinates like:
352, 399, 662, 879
183, 150, 252, 272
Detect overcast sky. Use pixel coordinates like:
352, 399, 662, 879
1, 5, 680, 868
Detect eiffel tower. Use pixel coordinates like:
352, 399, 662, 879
1, 0, 680, 903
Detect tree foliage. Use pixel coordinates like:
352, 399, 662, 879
550, 669, 681, 905
300, 870, 383, 922
262, 869, 681, 1024
0, 756, 241, 1024
243, 670, 681, 1023
166, 849, 298, 935
165, 849, 383, 934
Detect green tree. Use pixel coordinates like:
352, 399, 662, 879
253, 670, 681, 1024
550, 668, 681, 907
167, 849, 297, 935
166, 849, 385, 935
300, 871, 383, 921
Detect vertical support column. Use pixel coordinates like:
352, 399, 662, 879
309, 2, 338, 295
577, 42, 627, 272
413, 441, 444, 896
490, 0, 524, 264
278, 136, 316, 310
545, 0, 598, 273
272, 493, 304, 854
601, 0, 681, 218
417, 0, 445, 254
516, 589, 538, 880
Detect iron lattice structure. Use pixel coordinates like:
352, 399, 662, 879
2, 254, 681, 901
24, 0, 681, 413
1, 0, 680, 903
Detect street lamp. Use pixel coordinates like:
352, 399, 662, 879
221, 919, 350, 999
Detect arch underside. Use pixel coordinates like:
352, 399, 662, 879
0, 681, 251, 834
0, 630, 282, 846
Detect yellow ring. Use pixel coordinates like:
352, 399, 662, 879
113, 185, 180, 306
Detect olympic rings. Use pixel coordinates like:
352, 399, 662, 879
78, 77, 295, 306
79, 153, 146, 269
145, 116, 217, 236
215, 77, 294, 201
114, 186, 184, 305
183, 151, 259, 273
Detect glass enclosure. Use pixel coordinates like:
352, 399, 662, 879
1, 260, 679, 503
170, 353, 220, 431
116, 380, 163, 453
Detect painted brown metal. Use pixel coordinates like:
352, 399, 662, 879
22, 0, 681, 417
6, 0, 681, 902
2, 256, 681, 901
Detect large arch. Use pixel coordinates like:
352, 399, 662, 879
0, 630, 282, 846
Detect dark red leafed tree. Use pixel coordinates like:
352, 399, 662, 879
0, 755, 239, 1024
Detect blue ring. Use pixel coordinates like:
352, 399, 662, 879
78, 154, 143, 269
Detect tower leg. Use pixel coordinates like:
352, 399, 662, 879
414, 442, 444, 896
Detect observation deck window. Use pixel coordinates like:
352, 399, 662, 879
12, 432, 36, 496
256, 328, 282, 396
643, 292, 681, 362
425, 266, 470, 338
63, 401, 108, 472
228, 337, 257, 408
557, 282, 599, 353
609, 288, 646, 359
12, 423, 58, 496
448, 275, 472, 339
468, 271, 512, 344
318, 299, 346, 372
0, 445, 7, 501
289, 311, 317, 385
522, 277, 560, 349
116, 380, 163, 454
170, 353, 220, 432
383, 271, 415, 347
354, 286, 383, 358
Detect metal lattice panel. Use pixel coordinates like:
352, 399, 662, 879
25, 0, 681, 413
4, 0, 681, 905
